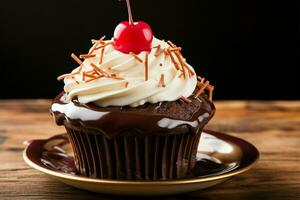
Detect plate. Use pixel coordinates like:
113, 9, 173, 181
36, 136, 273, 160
23, 130, 259, 196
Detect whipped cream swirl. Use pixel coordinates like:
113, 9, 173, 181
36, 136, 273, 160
63, 37, 197, 107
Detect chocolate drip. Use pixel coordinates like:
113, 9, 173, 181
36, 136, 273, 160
51, 92, 215, 139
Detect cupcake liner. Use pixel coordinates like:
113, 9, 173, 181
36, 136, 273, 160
66, 127, 202, 180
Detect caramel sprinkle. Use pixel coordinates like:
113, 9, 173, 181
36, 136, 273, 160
174, 51, 186, 79
155, 45, 161, 57
125, 81, 129, 88
181, 96, 192, 103
196, 76, 215, 101
167, 40, 177, 48
111, 76, 125, 80
71, 53, 83, 65
164, 48, 170, 57
89, 35, 106, 53
167, 49, 180, 70
197, 76, 205, 83
208, 87, 214, 102
84, 73, 98, 79
159, 74, 166, 87
85, 69, 94, 73
166, 41, 195, 78
57, 69, 81, 81
130, 52, 143, 63
90, 63, 107, 77
91, 69, 101, 76
90, 63, 125, 81
170, 47, 182, 51
85, 77, 100, 83
91, 39, 99, 44
95, 41, 113, 50
82, 71, 86, 81
194, 80, 210, 99
57, 74, 73, 81
197, 81, 214, 91
183, 63, 195, 77
178, 73, 184, 79
91, 35, 106, 44
79, 54, 96, 59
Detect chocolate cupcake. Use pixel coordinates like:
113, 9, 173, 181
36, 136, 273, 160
51, 36, 215, 180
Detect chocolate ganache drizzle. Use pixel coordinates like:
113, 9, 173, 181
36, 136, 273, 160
51, 91, 215, 139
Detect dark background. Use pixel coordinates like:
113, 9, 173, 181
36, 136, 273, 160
0, 0, 299, 100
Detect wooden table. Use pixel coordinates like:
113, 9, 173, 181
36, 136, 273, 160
0, 100, 299, 200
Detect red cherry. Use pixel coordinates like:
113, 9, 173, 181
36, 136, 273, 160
113, 0, 153, 54
113, 21, 153, 54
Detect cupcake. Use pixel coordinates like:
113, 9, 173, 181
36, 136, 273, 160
51, 6, 215, 180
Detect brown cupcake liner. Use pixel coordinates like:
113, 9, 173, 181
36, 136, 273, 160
65, 127, 202, 180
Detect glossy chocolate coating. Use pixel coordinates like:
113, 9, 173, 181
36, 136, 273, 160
51, 91, 215, 139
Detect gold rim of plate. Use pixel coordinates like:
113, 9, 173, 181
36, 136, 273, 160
23, 144, 259, 185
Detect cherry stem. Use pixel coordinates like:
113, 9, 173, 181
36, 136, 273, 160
126, 0, 134, 25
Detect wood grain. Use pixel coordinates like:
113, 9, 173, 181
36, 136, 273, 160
0, 100, 299, 200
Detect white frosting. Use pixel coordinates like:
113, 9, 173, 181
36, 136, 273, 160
51, 102, 108, 121
198, 132, 233, 154
157, 113, 210, 129
63, 37, 197, 107
158, 118, 199, 129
